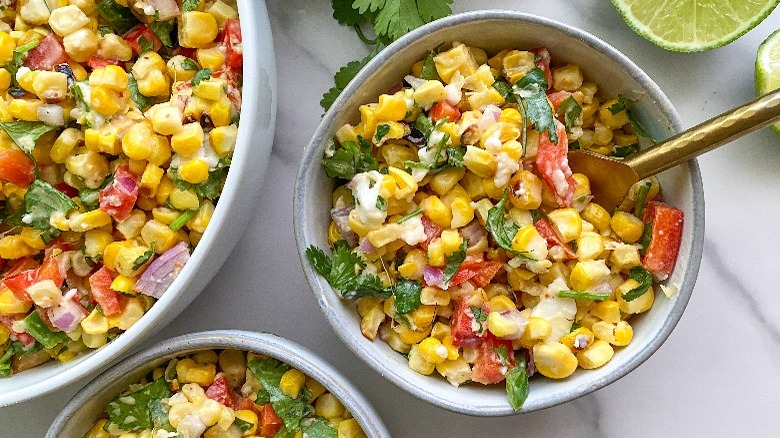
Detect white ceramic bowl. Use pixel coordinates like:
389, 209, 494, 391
0, 0, 277, 406
46, 330, 390, 437
294, 10, 704, 416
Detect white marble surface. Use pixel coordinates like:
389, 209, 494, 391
4, 1, 780, 436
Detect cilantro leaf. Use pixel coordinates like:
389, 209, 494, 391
0, 121, 58, 154
180, 58, 199, 71
233, 417, 254, 433
512, 68, 557, 143
414, 114, 434, 138
149, 20, 174, 48
375, 195, 387, 211
96, 0, 140, 35
393, 279, 422, 314
442, 238, 467, 284
98, 25, 112, 36
24, 179, 76, 231
170, 160, 229, 200
0, 342, 23, 378
416, 0, 453, 22
302, 418, 338, 438
305, 241, 389, 300
506, 354, 529, 411
332, 0, 366, 26
622, 266, 653, 302
485, 189, 519, 253
556, 96, 582, 132
321, 54, 374, 111
611, 143, 639, 158
132, 243, 156, 271
149, 399, 175, 432
190, 68, 212, 86
181, 0, 201, 12
420, 51, 440, 80
138, 36, 154, 54
470, 306, 486, 333
4, 39, 39, 91
352, 0, 385, 14
23, 310, 69, 349
247, 357, 312, 436
557, 290, 610, 301
373, 0, 425, 41
321, 138, 379, 180
128, 74, 152, 109
610, 95, 657, 142
374, 123, 390, 142
493, 345, 510, 367
105, 378, 171, 432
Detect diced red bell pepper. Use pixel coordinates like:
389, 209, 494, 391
23, 34, 67, 71
532, 47, 552, 89
472, 333, 515, 384
642, 201, 684, 281
124, 24, 163, 56
88, 267, 121, 316
535, 120, 575, 207
418, 215, 442, 251
0, 149, 35, 186
222, 19, 243, 69
86, 56, 122, 70
450, 299, 486, 348
206, 374, 233, 407
259, 404, 283, 438
430, 100, 461, 123
449, 260, 503, 288
3, 270, 37, 301
99, 165, 139, 221
547, 90, 573, 113
534, 218, 576, 260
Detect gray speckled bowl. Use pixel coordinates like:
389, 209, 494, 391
46, 330, 390, 437
294, 10, 704, 416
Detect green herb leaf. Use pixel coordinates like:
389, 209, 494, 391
321, 53, 375, 112
510, 68, 557, 143
470, 306, 486, 333
421, 51, 440, 80
24, 179, 76, 231
169, 209, 196, 231
0, 121, 58, 154
149, 20, 174, 48
506, 355, 529, 411
331, 0, 366, 26
485, 189, 519, 253
233, 417, 254, 433
132, 242, 155, 271
393, 279, 422, 314
149, 399, 175, 432
128, 74, 152, 110
190, 68, 212, 86
557, 290, 610, 301
97, 25, 113, 36
375, 195, 387, 211
640, 221, 653, 257
97, 0, 140, 35
247, 357, 312, 436
321, 138, 379, 180
493, 345, 510, 367
634, 181, 652, 217
611, 95, 657, 142
105, 378, 171, 432
170, 160, 229, 200
396, 208, 422, 224
442, 238, 467, 284
611, 143, 639, 158
305, 241, 389, 300
556, 96, 582, 132
23, 310, 69, 349
623, 266, 653, 302
138, 35, 154, 53
180, 58, 199, 71
492, 78, 514, 101
302, 418, 338, 438
181, 0, 201, 12
414, 114, 434, 138
374, 123, 390, 142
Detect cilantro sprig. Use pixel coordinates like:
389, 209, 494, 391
104, 378, 172, 432
485, 189, 520, 253
442, 239, 467, 284
321, 136, 379, 180
622, 266, 653, 302
322, 0, 453, 111
506, 354, 529, 411
608, 94, 657, 142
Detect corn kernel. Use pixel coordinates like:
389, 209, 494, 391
177, 358, 216, 385
581, 203, 610, 233
280, 369, 305, 399
69, 209, 112, 232
547, 208, 582, 243
412, 80, 447, 109
589, 300, 621, 324
172, 122, 205, 156
122, 122, 154, 160
576, 231, 604, 261
533, 341, 578, 379
63, 27, 97, 62
433, 44, 478, 83
559, 326, 595, 352
179, 11, 218, 48
315, 393, 345, 419
234, 409, 258, 435
420, 195, 451, 229
615, 278, 654, 314
610, 211, 644, 243
81, 308, 110, 335
0, 32, 15, 64
569, 260, 610, 291
8, 98, 43, 121
576, 339, 614, 369
178, 158, 210, 184
463, 145, 496, 178
141, 219, 179, 252
0, 288, 33, 315
196, 46, 225, 71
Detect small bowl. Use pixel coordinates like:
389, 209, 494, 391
294, 10, 704, 416
46, 330, 390, 437
0, 0, 277, 406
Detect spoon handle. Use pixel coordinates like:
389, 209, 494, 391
626, 88, 780, 179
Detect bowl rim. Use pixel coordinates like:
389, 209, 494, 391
294, 9, 705, 416
45, 330, 391, 438
0, 0, 278, 406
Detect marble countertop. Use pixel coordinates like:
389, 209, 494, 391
4, 1, 780, 436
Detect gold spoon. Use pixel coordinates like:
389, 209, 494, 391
568, 88, 780, 212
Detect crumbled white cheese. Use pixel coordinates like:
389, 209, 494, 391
349, 171, 387, 229
398, 215, 426, 246
660, 283, 679, 299
493, 151, 518, 188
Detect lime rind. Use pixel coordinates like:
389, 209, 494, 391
611, 0, 780, 52
756, 27, 780, 134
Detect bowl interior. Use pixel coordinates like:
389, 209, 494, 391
0, 0, 277, 406
296, 11, 704, 416
47, 331, 390, 437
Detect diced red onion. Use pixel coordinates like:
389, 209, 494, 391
423, 265, 447, 289
146, 0, 180, 20
331, 206, 357, 246
525, 348, 535, 377
460, 221, 487, 249
48, 290, 87, 333
37, 104, 64, 126
495, 309, 528, 340
133, 242, 190, 299
358, 237, 376, 254
476, 104, 501, 132
404, 75, 426, 88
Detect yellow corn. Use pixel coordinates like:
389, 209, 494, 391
576, 339, 614, 369
177, 358, 216, 386
68, 209, 112, 232
306, 376, 327, 403
110, 275, 136, 294
141, 219, 179, 253
397, 249, 426, 280
122, 122, 154, 160
511, 225, 547, 258
599, 98, 630, 129
433, 44, 478, 83
518, 317, 551, 348
581, 203, 611, 233
463, 145, 496, 178
547, 208, 582, 243
8, 98, 43, 121
419, 286, 450, 306
569, 260, 610, 292
407, 344, 436, 375
178, 158, 210, 184
280, 369, 305, 399
172, 122, 205, 156
533, 341, 578, 379
147, 135, 172, 167
0, 31, 15, 64
196, 46, 225, 71
179, 12, 218, 48
417, 337, 448, 364
0, 68, 11, 93
89, 84, 121, 115
102, 240, 134, 271
551, 64, 583, 92
187, 200, 215, 234
315, 393, 345, 419
589, 300, 621, 324
81, 308, 110, 335
420, 195, 451, 229
193, 78, 226, 101
32, 70, 68, 102
610, 211, 644, 243
63, 27, 98, 62
616, 278, 654, 314
234, 409, 258, 435
86, 419, 111, 438
360, 306, 385, 340
592, 320, 633, 347
412, 80, 447, 109
559, 326, 595, 352
0, 288, 33, 315
338, 419, 367, 438
487, 312, 517, 338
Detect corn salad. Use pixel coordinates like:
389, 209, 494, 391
0, 0, 243, 376
306, 43, 684, 410
87, 349, 367, 438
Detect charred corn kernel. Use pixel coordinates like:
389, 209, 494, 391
86, 419, 111, 438
97, 33, 132, 61
552, 64, 583, 91
417, 337, 448, 364
407, 343, 435, 375
589, 300, 621, 324
306, 376, 327, 402
433, 44, 478, 83
178, 158, 210, 184
569, 260, 610, 291
234, 409, 258, 435
81, 308, 109, 335
0, 32, 14, 64
48, 5, 89, 36
116, 210, 146, 239
179, 11, 218, 48
89, 84, 120, 115
420, 195, 451, 228
581, 203, 610, 233
138, 164, 164, 198
610, 211, 643, 243
208, 124, 237, 157
429, 167, 465, 196
111, 297, 143, 330
147, 135, 172, 166
533, 341, 578, 379
8, 98, 43, 121
122, 122, 154, 160
463, 146, 496, 177
52, 128, 80, 162
487, 312, 517, 338
196, 46, 224, 71
69, 209, 111, 231
547, 208, 582, 243
488, 295, 516, 313
420, 286, 450, 306
280, 369, 305, 399
172, 122, 205, 156
337, 419, 366, 438
576, 231, 604, 261
360, 306, 385, 340
559, 327, 595, 352
187, 200, 214, 234
599, 98, 630, 129
110, 275, 135, 294
193, 78, 226, 101
0, 68, 11, 92
412, 80, 447, 109
63, 27, 97, 61
177, 358, 216, 385
616, 279, 654, 314
205, 0, 238, 26
576, 339, 614, 369
315, 393, 345, 419
502, 50, 535, 84
141, 219, 179, 252
32, 70, 68, 102
0, 288, 33, 315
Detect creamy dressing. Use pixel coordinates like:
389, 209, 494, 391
398, 215, 426, 245
348, 171, 387, 229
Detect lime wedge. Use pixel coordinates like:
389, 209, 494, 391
610, 0, 780, 52
756, 28, 780, 134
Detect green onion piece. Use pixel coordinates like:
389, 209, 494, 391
634, 181, 652, 217
557, 290, 610, 301
169, 210, 197, 231
396, 208, 423, 224
23, 310, 69, 349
